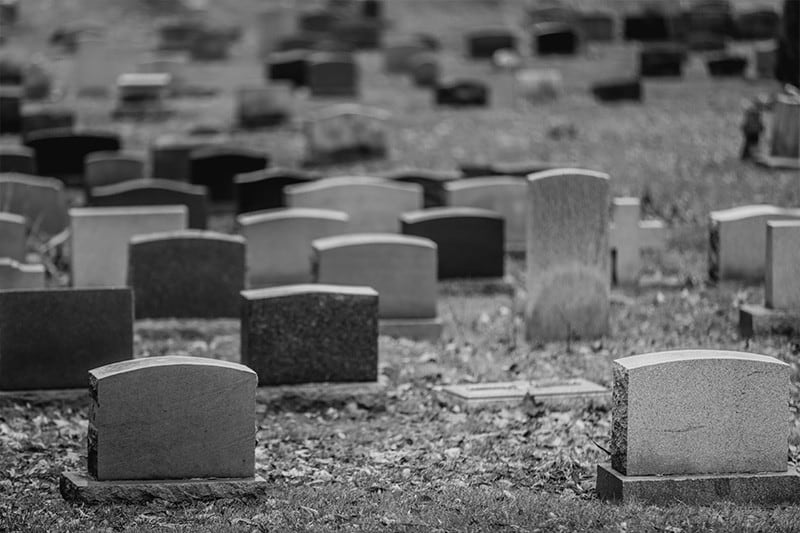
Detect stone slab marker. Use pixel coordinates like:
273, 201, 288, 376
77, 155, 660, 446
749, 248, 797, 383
525, 169, 610, 342
597, 350, 800, 504
610, 197, 668, 285
60, 356, 264, 503
0, 288, 133, 390
0, 173, 69, 242
241, 284, 378, 385
0, 212, 26, 261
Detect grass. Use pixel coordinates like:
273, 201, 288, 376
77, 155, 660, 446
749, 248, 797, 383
2, 0, 800, 531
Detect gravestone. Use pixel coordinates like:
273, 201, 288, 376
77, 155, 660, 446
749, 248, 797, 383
739, 221, 800, 337
401, 207, 504, 280
623, 10, 673, 41
137, 56, 187, 94
435, 80, 489, 107
533, 22, 578, 55
234, 168, 318, 214
0, 172, 69, 242
0, 212, 26, 261
610, 197, 668, 285
579, 10, 615, 42
0, 86, 22, 134
754, 41, 777, 79
706, 52, 747, 77
380, 168, 461, 208
639, 44, 686, 77
241, 284, 378, 385
70, 206, 187, 287
189, 26, 236, 61
189, 146, 269, 202
312, 233, 442, 341
526, 169, 610, 342
515, 69, 562, 103
157, 18, 205, 52
303, 105, 389, 165
466, 29, 517, 59
299, 9, 335, 33
686, 0, 733, 49
236, 85, 291, 129
84, 152, 145, 189
60, 356, 263, 503
275, 34, 319, 53
408, 52, 439, 88
0, 258, 45, 289
308, 52, 359, 97
331, 19, 382, 50
150, 133, 229, 182
734, 8, 779, 40
112, 73, 171, 119
237, 208, 348, 287
88, 179, 208, 229
266, 49, 310, 88
383, 40, 428, 74
256, 7, 295, 58
24, 128, 121, 185
591, 78, 642, 103
0, 288, 133, 390
768, 94, 799, 161
445, 177, 527, 253
708, 204, 800, 281
128, 231, 245, 319
20, 104, 75, 138
0, 146, 36, 174
597, 349, 800, 504
286, 177, 422, 233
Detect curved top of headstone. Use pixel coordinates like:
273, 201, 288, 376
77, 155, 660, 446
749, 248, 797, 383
493, 160, 578, 176
0, 212, 26, 225
0, 257, 45, 272
190, 144, 268, 161
615, 349, 788, 370
400, 207, 503, 224
237, 207, 349, 226
130, 229, 245, 246
0, 146, 34, 157
90, 178, 207, 197
380, 168, 463, 182
69, 205, 188, 218
527, 167, 610, 183
24, 127, 120, 144
709, 204, 800, 222
90, 354, 255, 382
234, 167, 319, 185
85, 150, 145, 165
313, 233, 437, 252
286, 176, 421, 195
242, 283, 378, 300
445, 176, 525, 190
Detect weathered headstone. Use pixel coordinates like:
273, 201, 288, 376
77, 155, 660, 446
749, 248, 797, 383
88, 178, 208, 229
401, 207, 504, 280
533, 22, 578, 55
237, 208, 348, 287
128, 230, 245, 319
0, 211, 26, 261
307, 52, 359, 97
60, 356, 263, 503
189, 146, 269, 202
70, 206, 187, 287
706, 52, 748, 77
380, 168, 461, 208
466, 29, 517, 59
241, 284, 378, 385
435, 80, 489, 107
0, 258, 45, 289
768, 93, 799, 161
708, 204, 800, 281
234, 168, 318, 214
0, 86, 22, 134
579, 10, 616, 42
526, 169, 610, 342
112, 73, 171, 119
639, 44, 686, 77
0, 288, 133, 390
24, 128, 121, 185
591, 78, 642, 103
610, 197, 668, 285
236, 85, 291, 129
266, 49, 310, 88
0, 145, 36, 174
84, 152, 145, 189
597, 349, 800, 504
312, 233, 442, 341
444, 378, 609, 407
734, 8, 779, 40
0, 172, 69, 242
302, 105, 389, 165
286, 177, 422, 233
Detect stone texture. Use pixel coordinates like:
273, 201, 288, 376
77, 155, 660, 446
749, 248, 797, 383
401, 207, 504, 280
706, 52, 748, 77
307, 52, 359, 97
380, 168, 461, 208
610, 350, 789, 477
20, 104, 75, 138
610, 197, 668, 285
708, 204, 800, 282
70, 206, 188, 288
445, 177, 526, 253
237, 208, 349, 288
0, 288, 133, 390
0, 172, 69, 241
234, 168, 318, 214
0, 258, 45, 289
765, 220, 800, 310
624, 11, 673, 41
241, 284, 378, 385
88, 178, 208, 229
86, 356, 256, 480
128, 230, 245, 319
84, 152, 146, 189
302, 105, 389, 165
443, 378, 609, 407
188, 146, 269, 202
0, 145, 36, 174
0, 212, 26, 261
525, 169, 610, 341
0, 86, 21, 134
23, 128, 121, 185
312, 233, 438, 319
286, 177, 422, 234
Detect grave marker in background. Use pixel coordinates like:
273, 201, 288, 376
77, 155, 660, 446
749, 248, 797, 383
0, 145, 35, 174
0, 172, 69, 242
0, 212, 26, 261
85, 152, 145, 189
0, 258, 45, 289
234, 168, 318, 214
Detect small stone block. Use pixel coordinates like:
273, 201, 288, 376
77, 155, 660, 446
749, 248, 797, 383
739, 304, 800, 338
60, 471, 266, 504
379, 318, 442, 342
596, 464, 800, 505
443, 378, 609, 407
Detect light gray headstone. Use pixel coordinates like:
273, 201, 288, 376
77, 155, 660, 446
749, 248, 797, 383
0, 212, 26, 261
765, 220, 800, 310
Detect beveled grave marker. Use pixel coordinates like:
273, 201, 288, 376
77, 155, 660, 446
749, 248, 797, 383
307, 52, 359, 97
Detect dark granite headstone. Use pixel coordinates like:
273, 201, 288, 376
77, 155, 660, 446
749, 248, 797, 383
623, 11, 673, 41
189, 146, 269, 202
409, 52, 439, 88
0, 172, 69, 240
466, 29, 517, 59
0, 146, 36, 174
0, 86, 22, 134
639, 44, 686, 77
0, 58, 23, 85
128, 230, 245, 319
401, 207, 505, 279
20, 105, 75, 138
240, 284, 378, 386
267, 50, 310, 88
88, 178, 209, 229
234, 168, 318, 214
534, 22, 579, 55
189, 27, 235, 61
380, 168, 462, 208
686, 0, 733, 44
592, 78, 643, 102
0, 288, 133, 390
24, 128, 121, 185
706, 53, 748, 77
435, 80, 489, 107
776, 0, 799, 87
734, 8, 779, 40
307, 52, 359, 97
274, 34, 319, 52
150, 134, 226, 183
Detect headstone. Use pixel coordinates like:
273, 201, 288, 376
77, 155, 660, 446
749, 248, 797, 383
533, 22, 578, 55
0, 258, 45, 289
597, 349, 800, 505
24, 128, 121, 185
706, 52, 748, 77
754, 41, 777, 79
579, 10, 615, 42
189, 146, 269, 202
592, 78, 642, 103
236, 85, 291, 129
266, 49, 310, 88
610, 197, 668, 285
189, 26, 235, 61
312, 233, 442, 341
237, 208, 348, 287
0, 86, 21, 134
157, 18, 205, 52
466, 29, 517, 59
60, 356, 264, 503
150, 133, 229, 182
0, 212, 26, 260
769, 93, 800, 160
408, 52, 439, 88
0, 172, 69, 242
88, 179, 208, 229
137, 56, 188, 94
444, 177, 527, 253
401, 207, 504, 280
363, 0, 382, 19
234, 168, 318, 214
686, 0, 733, 49
112, 73, 171, 118
526, 169, 610, 342
84, 152, 145, 189
330, 19, 382, 50
298, 9, 335, 33
380, 168, 461, 208
435, 80, 489, 107
776, 0, 800, 87
639, 44, 686, 77
128, 230, 245, 319
20, 104, 75, 138
241, 284, 378, 385
0, 145, 36, 174
256, 7, 295, 59
734, 8, 780, 40
286, 177, 422, 233
307, 52, 359, 97
275, 34, 318, 53
0, 287, 133, 390
302, 105, 389, 165
0, 0, 19, 25
708, 204, 800, 281
515, 69, 562, 103
70, 206, 188, 287
383, 40, 428, 74
623, 10, 673, 41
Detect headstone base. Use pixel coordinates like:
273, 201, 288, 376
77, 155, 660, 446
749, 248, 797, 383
596, 464, 800, 505
443, 378, 609, 407
439, 276, 515, 296
379, 318, 442, 342
738, 304, 800, 338
60, 472, 267, 504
